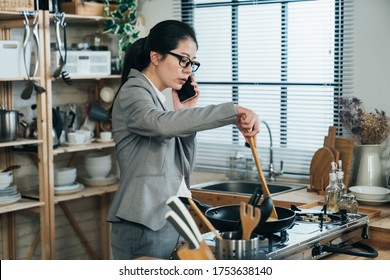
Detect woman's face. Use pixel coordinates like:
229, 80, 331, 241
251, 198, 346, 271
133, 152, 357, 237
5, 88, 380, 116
155, 38, 198, 91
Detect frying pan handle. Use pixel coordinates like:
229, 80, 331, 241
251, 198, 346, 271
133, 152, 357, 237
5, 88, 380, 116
179, 197, 211, 213
312, 242, 378, 258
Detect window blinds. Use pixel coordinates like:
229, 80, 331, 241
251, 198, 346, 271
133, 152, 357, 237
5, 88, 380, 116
177, 0, 354, 176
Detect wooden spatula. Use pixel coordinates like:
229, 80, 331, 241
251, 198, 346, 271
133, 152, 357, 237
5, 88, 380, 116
247, 136, 279, 220
240, 202, 261, 240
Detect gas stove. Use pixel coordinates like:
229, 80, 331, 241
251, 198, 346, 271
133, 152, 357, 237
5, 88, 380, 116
203, 210, 378, 260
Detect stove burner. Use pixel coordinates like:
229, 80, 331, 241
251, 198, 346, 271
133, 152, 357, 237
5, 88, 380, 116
258, 230, 289, 252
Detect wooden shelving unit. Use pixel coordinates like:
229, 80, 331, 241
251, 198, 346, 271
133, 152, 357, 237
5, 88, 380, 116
1, 10, 118, 259
0, 10, 51, 259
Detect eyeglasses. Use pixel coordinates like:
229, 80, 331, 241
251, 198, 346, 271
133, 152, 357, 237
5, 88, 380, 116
167, 51, 200, 72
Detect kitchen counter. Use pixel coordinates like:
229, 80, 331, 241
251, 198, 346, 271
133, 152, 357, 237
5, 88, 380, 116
190, 171, 390, 260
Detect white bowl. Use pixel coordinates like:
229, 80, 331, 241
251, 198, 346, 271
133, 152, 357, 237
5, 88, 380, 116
55, 167, 77, 176
349, 186, 390, 200
54, 167, 77, 186
85, 152, 111, 164
85, 163, 112, 179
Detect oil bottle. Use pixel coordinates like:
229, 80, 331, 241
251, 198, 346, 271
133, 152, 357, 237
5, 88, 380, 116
325, 162, 341, 213
336, 160, 347, 195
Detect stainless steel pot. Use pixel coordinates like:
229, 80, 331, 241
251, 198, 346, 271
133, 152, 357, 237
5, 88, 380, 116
0, 103, 19, 142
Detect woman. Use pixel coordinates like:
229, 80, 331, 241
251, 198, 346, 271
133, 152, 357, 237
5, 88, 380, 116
107, 20, 259, 260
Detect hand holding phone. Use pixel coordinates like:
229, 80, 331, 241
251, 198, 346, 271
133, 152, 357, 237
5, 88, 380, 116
178, 76, 197, 103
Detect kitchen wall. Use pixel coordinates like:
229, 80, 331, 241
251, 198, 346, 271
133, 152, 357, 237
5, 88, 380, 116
353, 0, 390, 112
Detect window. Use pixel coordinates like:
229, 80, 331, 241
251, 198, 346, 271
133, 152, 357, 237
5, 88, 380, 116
181, 0, 353, 176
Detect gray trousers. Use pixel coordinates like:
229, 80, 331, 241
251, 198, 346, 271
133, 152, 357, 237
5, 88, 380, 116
111, 219, 180, 260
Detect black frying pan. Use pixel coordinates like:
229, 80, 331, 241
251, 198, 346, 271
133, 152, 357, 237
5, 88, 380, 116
180, 197, 296, 235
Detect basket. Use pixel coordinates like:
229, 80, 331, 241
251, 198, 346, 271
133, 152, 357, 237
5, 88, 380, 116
0, 0, 34, 12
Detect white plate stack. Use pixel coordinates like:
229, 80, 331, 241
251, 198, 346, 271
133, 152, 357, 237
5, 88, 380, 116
54, 167, 84, 195
0, 171, 21, 206
349, 186, 390, 205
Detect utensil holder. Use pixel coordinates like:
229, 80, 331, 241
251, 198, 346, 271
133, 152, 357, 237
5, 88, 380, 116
215, 231, 260, 260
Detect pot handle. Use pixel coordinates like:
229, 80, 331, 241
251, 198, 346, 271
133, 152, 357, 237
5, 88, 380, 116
312, 242, 378, 258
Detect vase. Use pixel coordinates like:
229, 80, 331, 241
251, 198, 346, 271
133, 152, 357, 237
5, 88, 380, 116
355, 145, 382, 186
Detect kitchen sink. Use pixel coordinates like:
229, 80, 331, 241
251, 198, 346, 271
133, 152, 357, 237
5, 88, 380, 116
191, 180, 306, 196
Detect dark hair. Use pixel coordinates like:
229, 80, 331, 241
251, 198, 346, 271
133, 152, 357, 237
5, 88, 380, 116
109, 20, 198, 118
121, 20, 198, 84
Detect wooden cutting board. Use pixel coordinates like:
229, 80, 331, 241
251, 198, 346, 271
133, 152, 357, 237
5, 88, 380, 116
324, 136, 355, 188
309, 146, 335, 194
324, 126, 340, 164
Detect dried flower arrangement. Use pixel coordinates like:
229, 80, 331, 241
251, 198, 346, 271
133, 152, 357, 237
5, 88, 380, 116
338, 97, 390, 145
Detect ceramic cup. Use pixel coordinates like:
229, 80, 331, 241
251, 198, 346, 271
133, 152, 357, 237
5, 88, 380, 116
99, 131, 112, 142
88, 103, 108, 122
75, 129, 94, 143
67, 132, 85, 144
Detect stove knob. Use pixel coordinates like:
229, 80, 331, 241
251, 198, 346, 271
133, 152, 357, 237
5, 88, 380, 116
361, 225, 369, 239
311, 243, 323, 257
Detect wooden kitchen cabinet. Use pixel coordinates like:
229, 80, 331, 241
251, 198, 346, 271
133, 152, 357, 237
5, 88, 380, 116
0, 10, 51, 259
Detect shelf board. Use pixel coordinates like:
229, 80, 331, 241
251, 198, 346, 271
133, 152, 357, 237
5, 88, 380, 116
23, 184, 118, 203
54, 183, 118, 203
0, 77, 42, 82
0, 10, 24, 20
51, 75, 120, 81
49, 13, 107, 23
53, 141, 115, 155
0, 198, 44, 214
0, 138, 43, 148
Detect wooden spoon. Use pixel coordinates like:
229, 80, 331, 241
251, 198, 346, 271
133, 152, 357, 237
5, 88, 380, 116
240, 202, 261, 240
247, 136, 279, 220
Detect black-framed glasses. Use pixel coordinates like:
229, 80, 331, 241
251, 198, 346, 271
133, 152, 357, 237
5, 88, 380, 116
167, 51, 200, 72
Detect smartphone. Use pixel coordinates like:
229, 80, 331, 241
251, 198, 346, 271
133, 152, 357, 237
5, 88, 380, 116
178, 76, 197, 103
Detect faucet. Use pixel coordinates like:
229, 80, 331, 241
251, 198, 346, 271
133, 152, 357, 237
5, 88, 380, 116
261, 120, 284, 181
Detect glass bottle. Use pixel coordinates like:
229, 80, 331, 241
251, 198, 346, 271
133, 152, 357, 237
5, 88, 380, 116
325, 172, 341, 213
336, 170, 347, 195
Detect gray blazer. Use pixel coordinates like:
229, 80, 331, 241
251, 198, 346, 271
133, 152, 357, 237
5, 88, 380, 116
107, 69, 237, 231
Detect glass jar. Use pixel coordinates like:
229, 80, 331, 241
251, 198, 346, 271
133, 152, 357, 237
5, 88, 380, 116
338, 194, 359, 214
229, 153, 245, 180
245, 157, 258, 181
